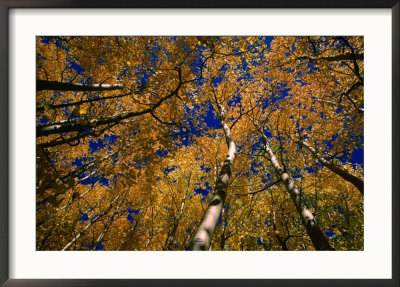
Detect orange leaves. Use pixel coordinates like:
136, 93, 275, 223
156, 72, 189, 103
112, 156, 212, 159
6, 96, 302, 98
36, 36, 363, 251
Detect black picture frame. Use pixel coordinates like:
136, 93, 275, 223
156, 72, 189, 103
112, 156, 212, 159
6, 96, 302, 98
1, 1, 398, 286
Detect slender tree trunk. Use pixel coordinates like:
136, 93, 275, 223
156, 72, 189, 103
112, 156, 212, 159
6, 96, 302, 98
272, 210, 288, 250
37, 226, 54, 250
37, 79, 124, 91
219, 209, 227, 250
297, 52, 363, 62
191, 105, 236, 251
37, 149, 119, 204
262, 138, 334, 250
118, 219, 140, 251
37, 92, 132, 112
61, 189, 126, 251
297, 140, 364, 196
62, 219, 95, 251
313, 96, 364, 113
61, 184, 96, 210
93, 211, 125, 250
145, 205, 154, 249
37, 109, 149, 137
165, 192, 188, 250
38, 122, 119, 148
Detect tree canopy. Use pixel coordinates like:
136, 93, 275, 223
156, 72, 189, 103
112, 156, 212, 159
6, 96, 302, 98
36, 36, 364, 251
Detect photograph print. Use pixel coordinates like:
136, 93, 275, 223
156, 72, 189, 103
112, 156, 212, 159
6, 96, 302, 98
36, 36, 364, 251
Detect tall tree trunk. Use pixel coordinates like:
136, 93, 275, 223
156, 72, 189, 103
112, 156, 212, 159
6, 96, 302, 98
191, 105, 236, 251
262, 138, 334, 250
297, 140, 364, 196
37, 79, 124, 91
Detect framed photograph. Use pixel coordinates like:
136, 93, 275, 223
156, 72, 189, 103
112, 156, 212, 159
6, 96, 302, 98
1, 1, 398, 286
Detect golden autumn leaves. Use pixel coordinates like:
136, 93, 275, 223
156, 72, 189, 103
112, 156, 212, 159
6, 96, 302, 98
36, 36, 363, 251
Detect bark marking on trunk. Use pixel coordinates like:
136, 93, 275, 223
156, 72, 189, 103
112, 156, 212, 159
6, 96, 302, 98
191, 105, 236, 251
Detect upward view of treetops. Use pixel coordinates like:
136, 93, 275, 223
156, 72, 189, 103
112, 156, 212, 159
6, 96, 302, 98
36, 36, 364, 251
